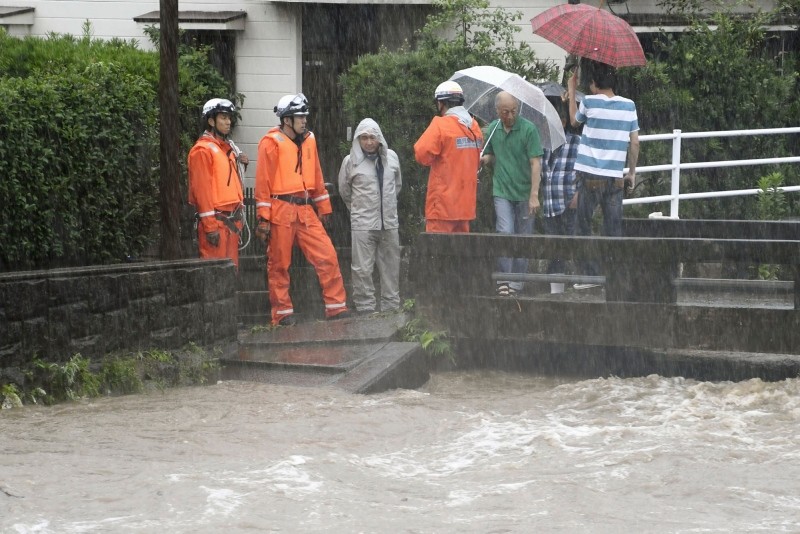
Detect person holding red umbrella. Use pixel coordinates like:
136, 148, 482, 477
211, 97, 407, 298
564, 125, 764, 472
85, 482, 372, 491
567, 60, 639, 284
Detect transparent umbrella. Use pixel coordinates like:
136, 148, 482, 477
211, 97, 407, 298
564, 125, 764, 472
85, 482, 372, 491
450, 66, 566, 151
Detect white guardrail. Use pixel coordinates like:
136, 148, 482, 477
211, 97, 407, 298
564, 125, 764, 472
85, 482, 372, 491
622, 127, 800, 218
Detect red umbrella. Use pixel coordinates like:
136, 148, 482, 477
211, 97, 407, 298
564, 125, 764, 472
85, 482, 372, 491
530, 4, 646, 68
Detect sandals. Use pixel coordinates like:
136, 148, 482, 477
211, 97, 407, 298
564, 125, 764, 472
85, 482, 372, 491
496, 284, 517, 297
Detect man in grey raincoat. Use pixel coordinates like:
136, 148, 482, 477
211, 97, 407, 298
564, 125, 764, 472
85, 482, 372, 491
338, 118, 402, 314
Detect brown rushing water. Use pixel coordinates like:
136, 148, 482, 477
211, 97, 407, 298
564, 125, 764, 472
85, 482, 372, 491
2, 372, 800, 533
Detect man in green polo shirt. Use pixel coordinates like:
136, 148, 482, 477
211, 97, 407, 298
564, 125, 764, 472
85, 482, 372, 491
480, 91, 543, 296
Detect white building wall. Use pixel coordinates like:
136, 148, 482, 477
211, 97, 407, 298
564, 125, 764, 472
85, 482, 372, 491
493, 0, 572, 75
234, 3, 302, 177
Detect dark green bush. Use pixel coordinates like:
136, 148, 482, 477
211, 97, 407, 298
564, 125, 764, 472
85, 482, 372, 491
0, 28, 236, 270
618, 4, 799, 219
0, 63, 158, 268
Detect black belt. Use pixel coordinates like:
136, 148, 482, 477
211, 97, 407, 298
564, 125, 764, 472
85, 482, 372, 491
214, 207, 243, 234
272, 194, 314, 206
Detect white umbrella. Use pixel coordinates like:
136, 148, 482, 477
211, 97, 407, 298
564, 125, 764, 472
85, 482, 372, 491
450, 66, 566, 151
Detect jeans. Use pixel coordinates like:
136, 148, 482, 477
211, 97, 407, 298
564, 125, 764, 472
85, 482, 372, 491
494, 196, 533, 291
542, 206, 576, 274
576, 173, 624, 276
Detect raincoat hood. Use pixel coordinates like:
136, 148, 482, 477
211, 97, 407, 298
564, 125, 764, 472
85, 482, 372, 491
351, 118, 388, 166
444, 105, 474, 130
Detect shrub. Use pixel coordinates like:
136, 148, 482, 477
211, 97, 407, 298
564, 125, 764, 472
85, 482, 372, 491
619, 3, 799, 219
0, 63, 158, 268
0, 26, 237, 270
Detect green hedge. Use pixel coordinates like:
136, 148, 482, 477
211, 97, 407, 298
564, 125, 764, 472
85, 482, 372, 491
0, 29, 235, 270
0, 63, 157, 267
617, 6, 799, 220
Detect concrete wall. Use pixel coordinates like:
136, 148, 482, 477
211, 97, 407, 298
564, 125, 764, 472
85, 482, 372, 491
0, 259, 237, 368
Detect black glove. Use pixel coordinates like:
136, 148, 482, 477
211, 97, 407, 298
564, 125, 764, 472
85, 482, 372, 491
206, 231, 220, 247
255, 219, 270, 244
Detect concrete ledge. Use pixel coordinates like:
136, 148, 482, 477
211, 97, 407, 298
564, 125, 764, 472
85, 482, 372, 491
332, 342, 428, 394
420, 294, 799, 355
239, 312, 409, 348
233, 342, 390, 372
450, 340, 800, 382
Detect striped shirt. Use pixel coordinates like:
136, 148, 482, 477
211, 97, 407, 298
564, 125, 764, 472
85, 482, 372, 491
542, 132, 580, 218
574, 94, 638, 178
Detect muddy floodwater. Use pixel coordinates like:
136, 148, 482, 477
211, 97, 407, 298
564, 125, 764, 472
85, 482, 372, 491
2, 372, 800, 533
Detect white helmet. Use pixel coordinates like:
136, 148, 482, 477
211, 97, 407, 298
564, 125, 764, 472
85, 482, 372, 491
274, 93, 310, 118
202, 98, 235, 119
434, 80, 465, 105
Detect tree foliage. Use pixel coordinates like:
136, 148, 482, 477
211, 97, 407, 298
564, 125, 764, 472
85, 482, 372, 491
340, 0, 558, 242
621, 1, 799, 219
0, 27, 235, 270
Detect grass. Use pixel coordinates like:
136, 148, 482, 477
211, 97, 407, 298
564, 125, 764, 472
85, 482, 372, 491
0, 344, 221, 409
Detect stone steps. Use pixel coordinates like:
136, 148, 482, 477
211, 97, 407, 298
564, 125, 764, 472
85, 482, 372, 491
221, 312, 428, 394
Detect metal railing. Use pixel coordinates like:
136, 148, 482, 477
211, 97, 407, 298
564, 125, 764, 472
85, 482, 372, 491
623, 127, 800, 218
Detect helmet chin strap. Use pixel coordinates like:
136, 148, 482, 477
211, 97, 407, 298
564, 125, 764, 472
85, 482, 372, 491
281, 116, 305, 138
209, 116, 229, 140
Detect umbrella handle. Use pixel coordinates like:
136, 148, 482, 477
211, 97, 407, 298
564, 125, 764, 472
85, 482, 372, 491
480, 121, 501, 158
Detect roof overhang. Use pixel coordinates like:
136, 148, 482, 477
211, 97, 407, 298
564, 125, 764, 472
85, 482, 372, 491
0, 6, 34, 25
133, 10, 247, 31
623, 12, 799, 33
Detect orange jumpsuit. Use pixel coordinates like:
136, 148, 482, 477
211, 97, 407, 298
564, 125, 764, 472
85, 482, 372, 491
187, 132, 244, 267
414, 114, 483, 233
255, 126, 348, 324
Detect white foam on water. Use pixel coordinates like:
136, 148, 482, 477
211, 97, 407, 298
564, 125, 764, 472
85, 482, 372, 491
226, 456, 323, 497
199, 486, 244, 518
446, 479, 540, 508
167, 455, 322, 499
729, 486, 800, 511
10, 520, 50, 534
543, 376, 800, 460
357, 413, 543, 479
14, 516, 142, 534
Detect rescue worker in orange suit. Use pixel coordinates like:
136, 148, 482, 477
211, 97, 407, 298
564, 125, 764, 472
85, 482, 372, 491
414, 80, 483, 233
254, 93, 350, 326
188, 98, 247, 269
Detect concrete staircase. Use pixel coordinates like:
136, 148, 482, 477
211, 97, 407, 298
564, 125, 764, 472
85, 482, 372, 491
237, 254, 269, 326
229, 251, 428, 394
221, 312, 428, 394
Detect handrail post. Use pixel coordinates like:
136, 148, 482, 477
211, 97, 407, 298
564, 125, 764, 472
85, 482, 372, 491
670, 129, 681, 218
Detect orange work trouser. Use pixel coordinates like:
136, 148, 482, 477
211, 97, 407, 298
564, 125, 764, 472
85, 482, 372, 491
426, 219, 470, 233
198, 219, 241, 269
267, 206, 348, 324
